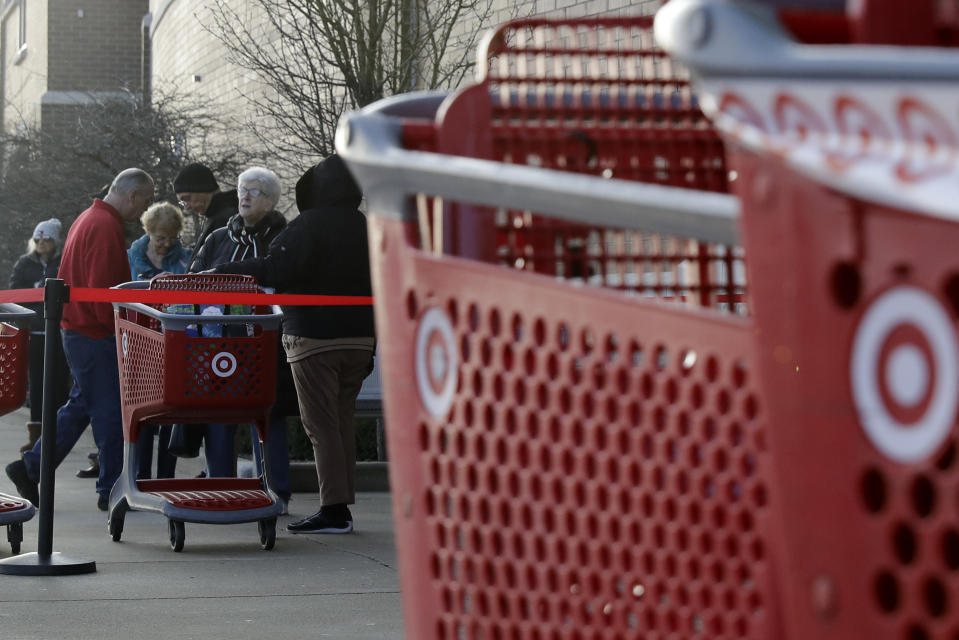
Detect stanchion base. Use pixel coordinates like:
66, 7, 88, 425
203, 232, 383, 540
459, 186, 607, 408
0, 552, 96, 576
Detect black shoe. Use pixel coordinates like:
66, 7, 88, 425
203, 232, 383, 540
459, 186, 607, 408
287, 509, 354, 534
97, 493, 108, 511
5, 459, 39, 507
76, 462, 99, 478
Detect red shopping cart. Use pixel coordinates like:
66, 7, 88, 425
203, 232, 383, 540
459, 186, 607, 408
337, 4, 959, 638
108, 274, 284, 551
0, 302, 36, 554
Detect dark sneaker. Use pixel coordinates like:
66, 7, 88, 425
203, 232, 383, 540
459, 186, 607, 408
76, 460, 99, 478
5, 459, 39, 507
287, 510, 353, 534
97, 493, 109, 511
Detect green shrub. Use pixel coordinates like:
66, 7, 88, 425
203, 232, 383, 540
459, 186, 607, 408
237, 416, 382, 461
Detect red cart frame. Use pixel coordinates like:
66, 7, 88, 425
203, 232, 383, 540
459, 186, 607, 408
108, 274, 284, 551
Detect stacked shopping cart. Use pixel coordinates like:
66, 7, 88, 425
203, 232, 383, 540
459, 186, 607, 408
0, 303, 36, 554
340, 1, 959, 637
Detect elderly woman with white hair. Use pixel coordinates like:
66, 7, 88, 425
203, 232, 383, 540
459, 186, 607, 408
187, 167, 294, 511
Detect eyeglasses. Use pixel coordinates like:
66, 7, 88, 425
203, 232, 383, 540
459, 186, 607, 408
237, 186, 263, 198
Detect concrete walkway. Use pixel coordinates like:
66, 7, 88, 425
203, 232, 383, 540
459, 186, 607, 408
0, 407, 404, 640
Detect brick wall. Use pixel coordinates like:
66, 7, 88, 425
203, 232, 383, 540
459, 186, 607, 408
46, 0, 148, 91
1, 1, 148, 133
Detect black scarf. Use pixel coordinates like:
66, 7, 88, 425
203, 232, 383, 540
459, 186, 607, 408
226, 211, 284, 262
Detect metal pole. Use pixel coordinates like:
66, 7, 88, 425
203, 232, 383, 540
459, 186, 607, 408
36, 278, 66, 557
0, 278, 96, 575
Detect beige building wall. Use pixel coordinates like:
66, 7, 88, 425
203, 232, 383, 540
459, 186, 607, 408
150, 0, 282, 191
1, 0, 49, 130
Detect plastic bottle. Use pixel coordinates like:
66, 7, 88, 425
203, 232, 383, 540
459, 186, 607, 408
200, 304, 224, 337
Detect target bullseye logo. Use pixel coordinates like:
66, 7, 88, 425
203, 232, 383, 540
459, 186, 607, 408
121, 331, 129, 356
211, 351, 238, 378
851, 286, 958, 462
415, 307, 458, 418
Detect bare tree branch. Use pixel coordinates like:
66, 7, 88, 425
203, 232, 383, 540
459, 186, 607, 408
0, 86, 254, 284
202, 0, 494, 173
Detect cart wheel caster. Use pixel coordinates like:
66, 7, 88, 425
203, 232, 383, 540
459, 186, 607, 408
258, 518, 276, 551
109, 516, 123, 542
169, 520, 185, 552
8, 523, 22, 554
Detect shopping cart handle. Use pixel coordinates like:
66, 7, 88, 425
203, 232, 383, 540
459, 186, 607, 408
337, 97, 741, 245
656, 0, 959, 80
111, 281, 283, 331
0, 303, 36, 321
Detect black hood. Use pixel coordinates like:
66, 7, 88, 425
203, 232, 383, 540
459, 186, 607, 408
294, 154, 362, 213
206, 189, 239, 218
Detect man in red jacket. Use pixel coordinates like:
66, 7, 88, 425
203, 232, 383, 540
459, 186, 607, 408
6, 168, 155, 511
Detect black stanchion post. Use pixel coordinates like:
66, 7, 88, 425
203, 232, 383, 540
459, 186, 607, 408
0, 278, 96, 575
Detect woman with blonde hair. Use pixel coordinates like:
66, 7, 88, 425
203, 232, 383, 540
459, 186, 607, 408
127, 202, 190, 479
9, 219, 71, 453
128, 202, 190, 280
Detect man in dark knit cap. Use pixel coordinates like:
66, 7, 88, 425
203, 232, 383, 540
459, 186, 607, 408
174, 163, 238, 266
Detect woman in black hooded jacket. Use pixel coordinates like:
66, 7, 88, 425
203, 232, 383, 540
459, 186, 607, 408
213, 154, 375, 534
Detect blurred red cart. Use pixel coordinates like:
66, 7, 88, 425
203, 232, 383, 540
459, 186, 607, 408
0, 302, 36, 554
338, 3, 959, 638
108, 274, 284, 551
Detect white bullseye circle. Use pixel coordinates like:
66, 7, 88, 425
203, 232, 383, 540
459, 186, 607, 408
850, 286, 958, 463
211, 352, 238, 378
415, 307, 458, 418
885, 344, 928, 407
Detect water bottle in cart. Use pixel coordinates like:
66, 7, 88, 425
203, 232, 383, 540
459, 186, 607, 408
200, 304, 224, 337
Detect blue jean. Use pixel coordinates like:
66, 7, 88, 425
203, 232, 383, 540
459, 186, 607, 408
203, 423, 236, 477
252, 416, 291, 503
23, 331, 123, 498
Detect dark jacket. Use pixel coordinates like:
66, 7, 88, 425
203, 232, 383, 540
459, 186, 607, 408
9, 251, 61, 332
212, 154, 374, 341
187, 190, 238, 268
189, 210, 287, 273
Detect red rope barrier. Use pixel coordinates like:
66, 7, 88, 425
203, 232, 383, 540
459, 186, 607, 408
0, 287, 373, 306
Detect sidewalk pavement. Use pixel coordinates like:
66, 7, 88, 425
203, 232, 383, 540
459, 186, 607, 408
0, 407, 404, 640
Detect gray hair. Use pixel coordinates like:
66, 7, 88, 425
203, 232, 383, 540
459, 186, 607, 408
237, 166, 281, 206
109, 168, 154, 196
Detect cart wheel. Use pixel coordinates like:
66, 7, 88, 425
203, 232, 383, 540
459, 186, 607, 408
258, 518, 276, 551
8, 523, 22, 555
109, 516, 123, 542
169, 520, 185, 552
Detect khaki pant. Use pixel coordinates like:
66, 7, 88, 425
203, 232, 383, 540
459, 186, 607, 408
287, 348, 373, 506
